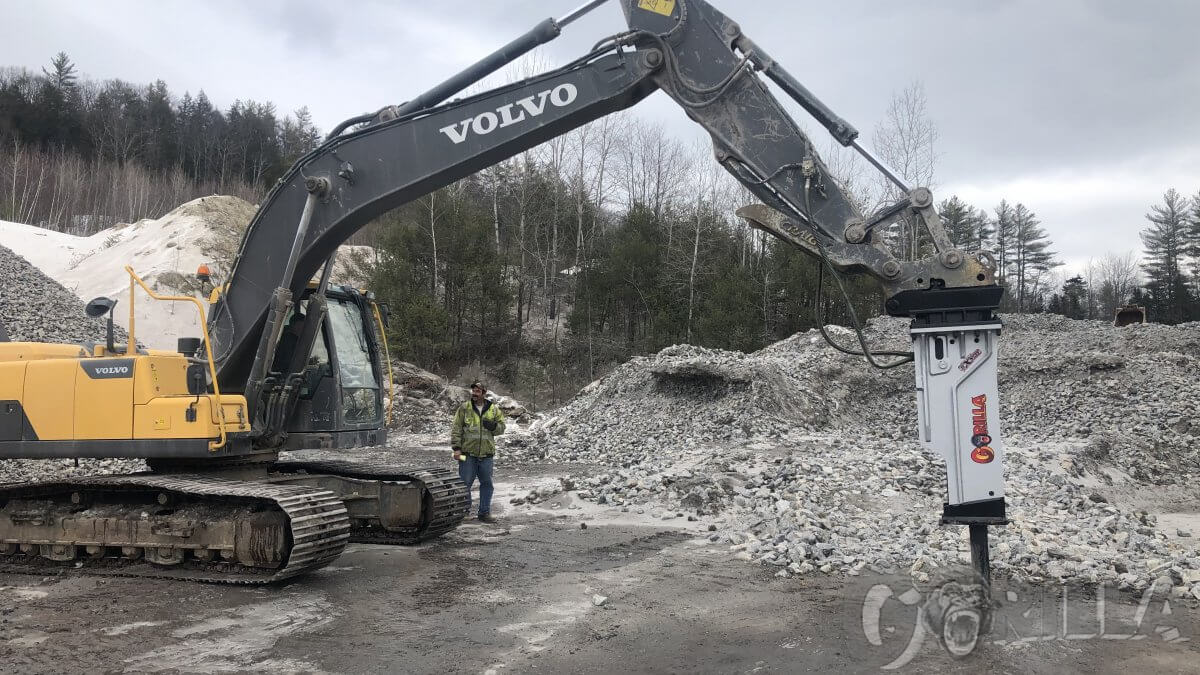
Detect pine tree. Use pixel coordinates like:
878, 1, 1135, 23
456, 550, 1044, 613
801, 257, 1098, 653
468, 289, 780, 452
938, 196, 976, 248
1188, 189, 1200, 283
279, 106, 321, 167
144, 79, 177, 171
992, 200, 1016, 288
1059, 275, 1087, 319
1011, 203, 1057, 313
33, 52, 83, 150
971, 205, 993, 252
42, 52, 77, 91
1140, 189, 1192, 324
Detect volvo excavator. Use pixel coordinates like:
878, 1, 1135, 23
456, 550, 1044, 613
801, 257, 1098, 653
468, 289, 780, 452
0, 0, 1006, 584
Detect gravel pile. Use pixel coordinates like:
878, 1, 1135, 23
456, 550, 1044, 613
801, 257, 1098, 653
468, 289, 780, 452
0, 243, 128, 345
0, 459, 147, 487
387, 360, 534, 435
513, 322, 907, 461
510, 314, 1200, 594
997, 314, 1200, 482
1, 244, 143, 484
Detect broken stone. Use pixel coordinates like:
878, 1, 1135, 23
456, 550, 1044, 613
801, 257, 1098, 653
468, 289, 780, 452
497, 313, 1200, 588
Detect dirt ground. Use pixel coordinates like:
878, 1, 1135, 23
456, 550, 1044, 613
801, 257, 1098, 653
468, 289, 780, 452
1, 447, 1197, 674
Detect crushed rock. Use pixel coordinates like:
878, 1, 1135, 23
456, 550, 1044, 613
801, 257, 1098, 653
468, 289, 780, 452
506, 314, 1200, 590
387, 360, 535, 435
0, 459, 147, 486
0, 243, 129, 345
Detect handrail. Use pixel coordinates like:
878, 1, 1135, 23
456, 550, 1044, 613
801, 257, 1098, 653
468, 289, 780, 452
371, 301, 394, 426
124, 266, 227, 451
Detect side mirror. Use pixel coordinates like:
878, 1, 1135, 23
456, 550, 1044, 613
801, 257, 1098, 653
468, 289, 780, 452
377, 303, 391, 328
85, 296, 119, 354
85, 297, 116, 318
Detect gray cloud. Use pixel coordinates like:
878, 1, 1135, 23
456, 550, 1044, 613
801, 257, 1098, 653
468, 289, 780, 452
4, 0, 1198, 272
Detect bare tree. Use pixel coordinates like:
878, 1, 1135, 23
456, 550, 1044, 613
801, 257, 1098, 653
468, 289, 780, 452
617, 120, 686, 232
819, 138, 874, 216
541, 131, 569, 326
492, 50, 555, 337
513, 152, 534, 334
1094, 251, 1141, 317
417, 192, 447, 298
478, 161, 507, 254
581, 112, 626, 377
686, 147, 712, 342
871, 81, 938, 260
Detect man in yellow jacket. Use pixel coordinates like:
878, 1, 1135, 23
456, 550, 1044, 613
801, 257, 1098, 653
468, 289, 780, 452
451, 380, 506, 523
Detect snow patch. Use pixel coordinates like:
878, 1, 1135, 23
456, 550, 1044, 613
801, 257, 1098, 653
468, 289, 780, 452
1, 196, 372, 350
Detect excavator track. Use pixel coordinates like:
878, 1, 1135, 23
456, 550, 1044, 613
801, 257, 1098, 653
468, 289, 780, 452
0, 474, 349, 584
272, 459, 469, 545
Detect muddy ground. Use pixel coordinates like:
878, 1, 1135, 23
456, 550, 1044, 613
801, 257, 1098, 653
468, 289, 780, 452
1, 444, 1197, 674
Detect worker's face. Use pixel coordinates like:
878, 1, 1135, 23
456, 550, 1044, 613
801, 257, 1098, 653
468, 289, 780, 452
471, 386, 485, 402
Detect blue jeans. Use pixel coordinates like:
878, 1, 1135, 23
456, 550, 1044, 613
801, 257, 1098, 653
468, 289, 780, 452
458, 455, 494, 516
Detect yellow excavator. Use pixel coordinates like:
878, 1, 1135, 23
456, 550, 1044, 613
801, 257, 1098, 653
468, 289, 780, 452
0, 0, 1006, 584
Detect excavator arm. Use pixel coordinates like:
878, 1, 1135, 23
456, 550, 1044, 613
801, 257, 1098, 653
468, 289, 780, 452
208, 49, 660, 392
210, 0, 1004, 580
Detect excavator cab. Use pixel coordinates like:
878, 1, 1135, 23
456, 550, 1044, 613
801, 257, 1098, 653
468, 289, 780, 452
278, 285, 389, 450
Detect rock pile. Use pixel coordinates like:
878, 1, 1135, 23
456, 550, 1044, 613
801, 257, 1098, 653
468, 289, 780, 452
513, 314, 1200, 593
387, 360, 533, 434
0, 245, 145, 484
0, 458, 147, 487
510, 320, 910, 463
0, 243, 129, 345
997, 314, 1200, 483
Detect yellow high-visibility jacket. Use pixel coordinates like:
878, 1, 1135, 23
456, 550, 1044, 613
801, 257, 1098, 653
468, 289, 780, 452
451, 399, 506, 458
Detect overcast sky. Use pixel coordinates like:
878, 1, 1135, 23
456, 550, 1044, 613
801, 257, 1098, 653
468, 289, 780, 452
5, 0, 1199, 275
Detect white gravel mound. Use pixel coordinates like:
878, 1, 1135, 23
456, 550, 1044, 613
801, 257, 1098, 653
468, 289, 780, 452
0, 196, 373, 350
1, 197, 257, 350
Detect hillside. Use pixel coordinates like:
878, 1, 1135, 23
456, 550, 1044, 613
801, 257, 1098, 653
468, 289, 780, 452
0, 197, 371, 349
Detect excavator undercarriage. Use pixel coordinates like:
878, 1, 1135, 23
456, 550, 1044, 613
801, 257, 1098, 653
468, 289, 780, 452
0, 461, 468, 583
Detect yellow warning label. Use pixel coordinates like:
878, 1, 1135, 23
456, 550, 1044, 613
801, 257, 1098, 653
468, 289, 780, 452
638, 0, 676, 17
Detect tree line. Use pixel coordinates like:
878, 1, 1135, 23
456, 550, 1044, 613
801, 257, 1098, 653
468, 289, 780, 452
911, 187, 1200, 326
1134, 188, 1200, 324
15, 53, 1196, 402
0, 53, 317, 232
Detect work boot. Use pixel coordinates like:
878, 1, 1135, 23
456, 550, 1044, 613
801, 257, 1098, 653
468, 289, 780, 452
478, 513, 498, 524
